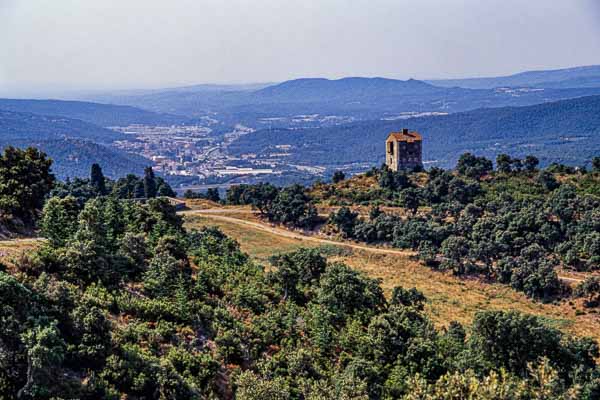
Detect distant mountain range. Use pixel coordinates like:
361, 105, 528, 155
0, 98, 188, 127
78, 69, 600, 125
428, 65, 600, 89
238, 77, 600, 116
228, 95, 600, 170
0, 109, 148, 178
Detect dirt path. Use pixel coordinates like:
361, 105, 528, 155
0, 211, 584, 284
183, 208, 256, 214
182, 209, 585, 283
182, 207, 335, 217
560, 276, 584, 283
0, 238, 44, 245
182, 210, 415, 257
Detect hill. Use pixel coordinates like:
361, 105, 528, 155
1, 161, 598, 397
0, 98, 188, 127
429, 65, 600, 89
1, 138, 149, 179
0, 138, 149, 179
186, 211, 600, 343
251, 77, 442, 102
0, 109, 149, 178
228, 95, 600, 169
0, 109, 126, 143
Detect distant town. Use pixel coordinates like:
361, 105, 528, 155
110, 123, 300, 190
108, 114, 379, 192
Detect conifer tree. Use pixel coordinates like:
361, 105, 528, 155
143, 167, 157, 198
90, 163, 107, 195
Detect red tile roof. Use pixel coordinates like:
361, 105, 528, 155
387, 131, 422, 142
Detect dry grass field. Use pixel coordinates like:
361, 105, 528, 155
185, 213, 600, 342
185, 214, 321, 262
0, 238, 43, 270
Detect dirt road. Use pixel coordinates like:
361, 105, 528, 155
182, 210, 415, 257
0, 211, 584, 284
182, 209, 586, 283
0, 238, 44, 245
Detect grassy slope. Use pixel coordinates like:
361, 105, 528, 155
184, 214, 600, 343
2, 196, 597, 342
185, 215, 320, 262
0, 239, 43, 270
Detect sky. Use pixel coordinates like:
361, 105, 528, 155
1, 0, 600, 95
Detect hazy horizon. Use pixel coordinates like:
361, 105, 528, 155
2, 0, 600, 96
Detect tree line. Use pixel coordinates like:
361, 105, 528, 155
0, 145, 176, 233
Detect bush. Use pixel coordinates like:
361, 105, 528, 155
316, 263, 385, 324
456, 153, 493, 179
575, 276, 600, 308
332, 170, 346, 184
329, 207, 359, 238
390, 287, 426, 310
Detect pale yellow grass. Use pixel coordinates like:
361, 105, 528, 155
185, 215, 320, 262
0, 239, 43, 270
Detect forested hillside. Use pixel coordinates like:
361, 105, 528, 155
0, 98, 188, 127
6, 138, 149, 179
0, 109, 152, 178
226, 153, 600, 302
1, 147, 600, 399
0, 109, 125, 143
229, 95, 600, 169
0, 147, 174, 238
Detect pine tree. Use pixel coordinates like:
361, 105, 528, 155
90, 163, 107, 195
40, 196, 79, 247
0, 146, 54, 220
593, 157, 600, 172
143, 167, 157, 199
332, 170, 345, 183
206, 188, 220, 202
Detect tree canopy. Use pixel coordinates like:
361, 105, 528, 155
0, 146, 54, 222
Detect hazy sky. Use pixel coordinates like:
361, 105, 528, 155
2, 0, 600, 94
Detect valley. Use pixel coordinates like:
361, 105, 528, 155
3, 65, 600, 187
1, 109, 599, 398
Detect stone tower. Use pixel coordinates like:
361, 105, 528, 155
385, 129, 423, 171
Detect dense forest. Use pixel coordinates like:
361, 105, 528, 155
1, 147, 600, 399
0, 147, 172, 236
52, 164, 176, 205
